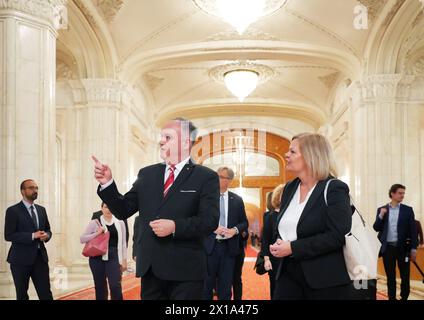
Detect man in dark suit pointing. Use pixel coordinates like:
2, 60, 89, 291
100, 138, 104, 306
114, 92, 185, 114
4, 179, 53, 300
92, 118, 220, 299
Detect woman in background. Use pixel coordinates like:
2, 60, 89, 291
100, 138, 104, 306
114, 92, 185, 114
261, 185, 284, 299
81, 202, 127, 300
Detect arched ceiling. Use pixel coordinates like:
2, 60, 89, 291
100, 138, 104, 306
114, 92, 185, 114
59, 0, 418, 129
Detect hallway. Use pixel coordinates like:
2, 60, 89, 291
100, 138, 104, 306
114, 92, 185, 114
57, 246, 394, 300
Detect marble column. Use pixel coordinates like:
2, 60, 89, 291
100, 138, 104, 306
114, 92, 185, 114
0, 0, 66, 298
349, 74, 424, 222
61, 79, 131, 274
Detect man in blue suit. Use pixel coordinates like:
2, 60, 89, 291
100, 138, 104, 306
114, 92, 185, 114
204, 167, 248, 300
373, 184, 418, 300
4, 179, 53, 300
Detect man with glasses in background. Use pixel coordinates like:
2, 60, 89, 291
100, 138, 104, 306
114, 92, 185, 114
4, 179, 53, 300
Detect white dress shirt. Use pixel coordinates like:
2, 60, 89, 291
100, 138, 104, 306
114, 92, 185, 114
216, 191, 229, 239
164, 157, 191, 183
22, 199, 43, 243
278, 183, 316, 242
22, 199, 39, 228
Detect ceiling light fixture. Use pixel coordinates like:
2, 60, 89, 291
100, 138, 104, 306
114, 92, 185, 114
224, 69, 259, 102
193, 0, 287, 35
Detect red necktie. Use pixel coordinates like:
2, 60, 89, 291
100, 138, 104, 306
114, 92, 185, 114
163, 165, 176, 196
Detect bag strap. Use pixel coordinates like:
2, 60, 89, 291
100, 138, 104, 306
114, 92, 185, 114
94, 218, 105, 230
323, 178, 337, 206
324, 179, 367, 227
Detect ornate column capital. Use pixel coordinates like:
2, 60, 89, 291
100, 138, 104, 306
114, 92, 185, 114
359, 74, 402, 102
0, 0, 67, 30
80, 78, 130, 107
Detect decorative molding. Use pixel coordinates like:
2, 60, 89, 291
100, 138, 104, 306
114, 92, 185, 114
121, 9, 198, 64
285, 7, 359, 59
209, 61, 275, 85
412, 9, 423, 28
93, 0, 123, 24
74, 0, 97, 29
81, 79, 128, 105
206, 27, 280, 41
361, 74, 402, 100
381, 0, 406, 29
143, 73, 164, 91
357, 0, 388, 23
130, 125, 147, 151
56, 61, 76, 80
332, 121, 349, 150
193, 0, 288, 19
0, 0, 67, 29
275, 65, 337, 71
411, 56, 424, 75
319, 71, 341, 90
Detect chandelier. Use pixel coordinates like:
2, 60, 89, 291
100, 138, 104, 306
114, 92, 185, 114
209, 61, 275, 102
193, 0, 287, 35
224, 69, 259, 102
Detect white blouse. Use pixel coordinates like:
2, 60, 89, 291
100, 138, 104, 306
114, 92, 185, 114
278, 183, 316, 242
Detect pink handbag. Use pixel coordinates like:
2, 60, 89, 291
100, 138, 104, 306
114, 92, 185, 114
82, 220, 110, 257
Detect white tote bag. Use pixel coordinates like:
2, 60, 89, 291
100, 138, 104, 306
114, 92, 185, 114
324, 179, 380, 280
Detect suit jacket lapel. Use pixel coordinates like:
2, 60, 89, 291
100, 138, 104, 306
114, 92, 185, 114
276, 179, 300, 226
159, 160, 195, 207
35, 204, 45, 229
157, 163, 166, 200
228, 193, 235, 226
296, 179, 327, 227
397, 204, 403, 235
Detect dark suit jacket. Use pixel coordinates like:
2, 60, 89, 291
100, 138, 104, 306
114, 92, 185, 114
204, 191, 249, 257
416, 220, 423, 246
261, 210, 278, 258
4, 201, 52, 266
92, 210, 129, 246
373, 204, 418, 255
132, 215, 141, 259
274, 177, 352, 289
98, 160, 220, 281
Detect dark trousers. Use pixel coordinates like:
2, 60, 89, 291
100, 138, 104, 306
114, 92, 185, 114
141, 268, 203, 300
382, 244, 410, 300
204, 240, 236, 300
273, 258, 352, 300
89, 247, 123, 300
10, 250, 53, 300
268, 257, 280, 299
232, 248, 245, 300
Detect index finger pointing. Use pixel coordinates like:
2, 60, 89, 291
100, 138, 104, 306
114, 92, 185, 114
91, 155, 101, 164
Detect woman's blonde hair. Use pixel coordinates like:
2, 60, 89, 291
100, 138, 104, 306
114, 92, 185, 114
292, 133, 338, 180
266, 191, 274, 211
271, 184, 285, 210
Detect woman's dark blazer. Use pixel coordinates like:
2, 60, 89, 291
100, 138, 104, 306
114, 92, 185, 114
273, 177, 352, 289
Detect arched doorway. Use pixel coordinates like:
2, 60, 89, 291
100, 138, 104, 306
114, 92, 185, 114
192, 129, 295, 241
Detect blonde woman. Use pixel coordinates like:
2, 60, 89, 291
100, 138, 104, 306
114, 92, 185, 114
270, 133, 352, 300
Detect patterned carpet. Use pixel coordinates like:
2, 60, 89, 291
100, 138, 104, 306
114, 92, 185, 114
58, 246, 388, 300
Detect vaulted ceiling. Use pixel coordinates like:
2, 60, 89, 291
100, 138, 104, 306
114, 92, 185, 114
58, 0, 420, 129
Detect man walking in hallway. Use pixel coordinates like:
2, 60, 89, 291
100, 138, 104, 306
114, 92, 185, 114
4, 179, 53, 300
92, 118, 220, 300
204, 167, 248, 300
373, 184, 418, 300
